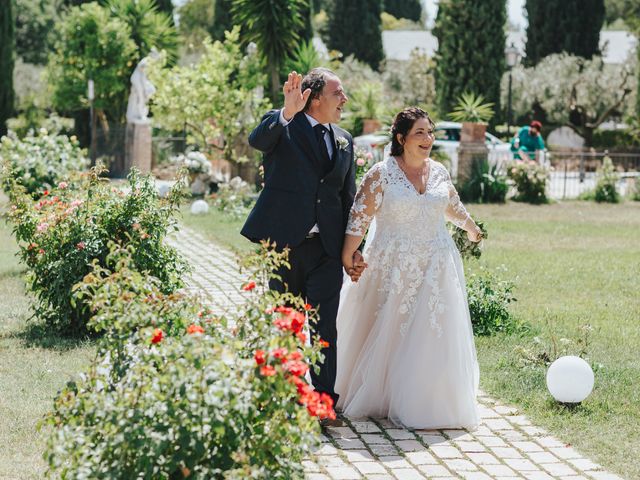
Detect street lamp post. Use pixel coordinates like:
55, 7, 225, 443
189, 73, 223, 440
88, 79, 96, 166
505, 43, 520, 137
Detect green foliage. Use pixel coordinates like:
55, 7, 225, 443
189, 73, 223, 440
210, 177, 256, 219
383, 0, 422, 21
148, 27, 271, 165
466, 265, 519, 336
285, 40, 323, 76
231, 0, 307, 100
43, 242, 331, 478
177, 0, 215, 46
0, 130, 88, 196
525, 0, 605, 66
0, 0, 15, 137
507, 159, 550, 204
14, 0, 62, 65
4, 166, 188, 334
433, 0, 506, 122
211, 0, 234, 41
380, 12, 422, 30
449, 92, 495, 124
106, 0, 179, 65
327, 0, 384, 70
48, 2, 136, 123
383, 49, 436, 109
594, 156, 620, 203
459, 158, 508, 204
502, 53, 636, 146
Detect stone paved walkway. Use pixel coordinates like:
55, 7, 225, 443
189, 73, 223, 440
167, 225, 624, 480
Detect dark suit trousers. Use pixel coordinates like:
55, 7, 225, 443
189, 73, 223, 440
269, 236, 343, 404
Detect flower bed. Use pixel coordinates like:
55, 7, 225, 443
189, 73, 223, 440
43, 242, 332, 478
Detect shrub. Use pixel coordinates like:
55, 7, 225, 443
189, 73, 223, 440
43, 242, 333, 479
5, 165, 188, 334
210, 176, 255, 219
459, 158, 508, 203
507, 159, 549, 204
593, 156, 620, 203
466, 266, 519, 336
0, 129, 88, 197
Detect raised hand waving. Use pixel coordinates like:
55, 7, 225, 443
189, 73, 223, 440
282, 71, 312, 121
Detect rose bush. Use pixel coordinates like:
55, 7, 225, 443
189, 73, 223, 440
0, 129, 89, 197
5, 165, 188, 334
507, 159, 550, 204
43, 242, 333, 478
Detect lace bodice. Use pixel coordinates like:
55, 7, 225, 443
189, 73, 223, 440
345, 157, 473, 337
346, 157, 472, 239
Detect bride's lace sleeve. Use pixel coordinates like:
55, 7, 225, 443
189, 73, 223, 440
443, 166, 473, 230
346, 165, 384, 236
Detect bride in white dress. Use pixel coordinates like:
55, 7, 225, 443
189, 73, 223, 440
335, 107, 483, 430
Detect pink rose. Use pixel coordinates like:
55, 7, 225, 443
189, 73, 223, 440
356, 158, 366, 167
58, 182, 68, 189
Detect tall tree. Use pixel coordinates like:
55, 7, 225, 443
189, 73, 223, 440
15, 0, 63, 65
327, 0, 384, 70
210, 0, 234, 41
232, 0, 307, 101
0, 0, 15, 137
433, 0, 506, 119
383, 0, 421, 21
525, 0, 605, 66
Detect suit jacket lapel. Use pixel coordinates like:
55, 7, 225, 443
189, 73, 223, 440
291, 113, 324, 174
329, 124, 348, 175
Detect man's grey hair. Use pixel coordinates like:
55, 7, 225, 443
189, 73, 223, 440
301, 67, 339, 112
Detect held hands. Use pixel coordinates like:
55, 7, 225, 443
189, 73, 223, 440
282, 71, 312, 121
343, 250, 368, 283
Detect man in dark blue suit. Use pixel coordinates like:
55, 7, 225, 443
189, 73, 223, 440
242, 68, 365, 411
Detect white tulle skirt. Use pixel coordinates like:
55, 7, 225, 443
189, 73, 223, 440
335, 242, 479, 430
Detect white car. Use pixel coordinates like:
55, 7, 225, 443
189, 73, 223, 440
433, 121, 513, 179
354, 122, 513, 180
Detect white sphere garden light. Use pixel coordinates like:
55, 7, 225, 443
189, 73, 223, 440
190, 199, 209, 215
546, 356, 594, 404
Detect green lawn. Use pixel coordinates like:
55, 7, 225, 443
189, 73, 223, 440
183, 200, 640, 479
0, 206, 94, 479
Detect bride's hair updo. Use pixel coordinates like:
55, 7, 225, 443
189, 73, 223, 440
390, 107, 435, 157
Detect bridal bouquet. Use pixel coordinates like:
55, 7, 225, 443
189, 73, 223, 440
449, 217, 488, 260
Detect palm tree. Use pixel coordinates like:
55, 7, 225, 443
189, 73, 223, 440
231, 0, 308, 101
106, 0, 179, 65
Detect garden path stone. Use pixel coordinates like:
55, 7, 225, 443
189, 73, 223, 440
169, 224, 626, 480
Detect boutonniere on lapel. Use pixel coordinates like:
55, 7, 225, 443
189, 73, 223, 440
336, 136, 349, 151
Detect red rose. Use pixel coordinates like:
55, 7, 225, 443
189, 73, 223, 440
304, 303, 312, 311
319, 339, 330, 348
286, 351, 303, 361
260, 365, 276, 376
254, 349, 266, 365
187, 324, 205, 335
271, 347, 288, 361
242, 281, 256, 291
151, 328, 164, 344
283, 360, 309, 377
76, 242, 85, 250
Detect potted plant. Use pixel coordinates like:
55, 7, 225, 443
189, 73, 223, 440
448, 92, 495, 142
350, 82, 383, 135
